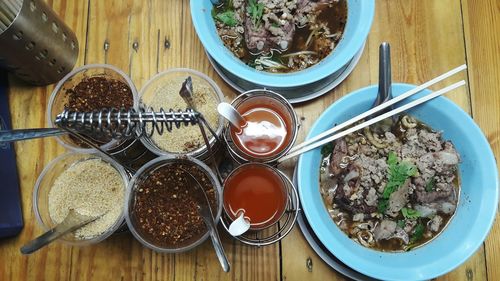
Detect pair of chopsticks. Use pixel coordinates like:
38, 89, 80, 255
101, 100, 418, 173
0, 0, 21, 32
278, 64, 467, 163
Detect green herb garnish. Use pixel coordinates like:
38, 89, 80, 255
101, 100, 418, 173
321, 143, 334, 157
378, 152, 418, 213
401, 208, 421, 220
425, 177, 436, 192
397, 220, 406, 228
248, 0, 264, 28
213, 10, 238, 27
410, 223, 425, 243
377, 199, 389, 214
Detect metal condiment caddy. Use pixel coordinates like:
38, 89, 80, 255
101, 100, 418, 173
57, 106, 300, 247
218, 161, 300, 247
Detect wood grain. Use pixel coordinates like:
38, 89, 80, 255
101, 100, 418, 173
461, 0, 500, 280
1, 0, 88, 281
281, 1, 484, 280
1, 0, 498, 280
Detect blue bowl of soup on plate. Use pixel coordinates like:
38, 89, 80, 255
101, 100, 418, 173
190, 0, 375, 91
297, 83, 498, 280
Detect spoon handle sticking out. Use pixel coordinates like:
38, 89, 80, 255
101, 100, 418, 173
180, 168, 231, 273
198, 205, 231, 272
217, 103, 246, 130
20, 209, 98, 255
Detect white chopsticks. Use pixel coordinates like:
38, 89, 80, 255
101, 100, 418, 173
278, 65, 467, 163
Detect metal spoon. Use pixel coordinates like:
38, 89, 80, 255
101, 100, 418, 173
179, 76, 221, 142
179, 76, 223, 182
20, 209, 99, 255
372, 42, 393, 113
181, 168, 231, 273
0, 128, 66, 142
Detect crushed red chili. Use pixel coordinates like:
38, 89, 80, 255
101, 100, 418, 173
131, 162, 217, 247
65, 76, 133, 111
64, 76, 134, 146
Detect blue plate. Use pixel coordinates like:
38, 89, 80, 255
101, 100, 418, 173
297, 83, 499, 281
190, 0, 375, 88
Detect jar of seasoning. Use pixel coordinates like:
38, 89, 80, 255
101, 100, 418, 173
223, 89, 299, 165
124, 155, 223, 253
223, 163, 288, 231
46, 64, 153, 166
33, 152, 129, 245
138, 68, 225, 163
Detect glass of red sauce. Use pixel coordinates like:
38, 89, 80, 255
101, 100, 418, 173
224, 89, 298, 164
223, 163, 289, 231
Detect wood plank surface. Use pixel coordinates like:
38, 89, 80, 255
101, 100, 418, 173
281, 1, 485, 281
0, 0, 89, 280
461, 0, 500, 280
0, 0, 498, 280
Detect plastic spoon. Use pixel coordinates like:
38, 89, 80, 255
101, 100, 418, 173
228, 212, 251, 237
217, 103, 247, 130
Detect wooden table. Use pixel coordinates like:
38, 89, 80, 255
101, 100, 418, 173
1, 0, 499, 280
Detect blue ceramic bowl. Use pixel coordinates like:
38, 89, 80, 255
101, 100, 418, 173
190, 0, 375, 88
297, 83, 499, 281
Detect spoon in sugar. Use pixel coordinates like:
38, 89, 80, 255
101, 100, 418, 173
20, 209, 100, 254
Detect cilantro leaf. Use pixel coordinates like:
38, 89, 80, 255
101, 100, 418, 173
387, 151, 398, 166
397, 220, 406, 228
248, 0, 264, 28
321, 143, 334, 157
401, 207, 421, 220
214, 10, 238, 27
379, 152, 417, 214
425, 177, 436, 192
410, 223, 425, 243
377, 198, 389, 213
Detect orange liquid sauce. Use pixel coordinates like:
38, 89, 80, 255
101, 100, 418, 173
231, 100, 291, 158
223, 165, 287, 229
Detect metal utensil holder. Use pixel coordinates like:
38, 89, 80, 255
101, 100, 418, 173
0, 0, 78, 85
219, 168, 299, 246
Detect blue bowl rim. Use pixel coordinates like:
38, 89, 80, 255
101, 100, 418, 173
190, 0, 375, 88
297, 83, 499, 280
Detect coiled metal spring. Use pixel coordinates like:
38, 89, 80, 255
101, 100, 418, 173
54, 107, 200, 139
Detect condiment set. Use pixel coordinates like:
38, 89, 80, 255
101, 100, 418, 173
9, 64, 301, 274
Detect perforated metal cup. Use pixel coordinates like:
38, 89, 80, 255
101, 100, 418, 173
0, 0, 78, 85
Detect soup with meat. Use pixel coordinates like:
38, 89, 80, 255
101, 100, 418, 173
319, 115, 460, 251
212, 0, 347, 73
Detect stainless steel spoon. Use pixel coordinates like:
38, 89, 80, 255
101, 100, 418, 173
0, 128, 66, 142
373, 42, 393, 113
179, 76, 223, 182
181, 168, 231, 273
20, 209, 99, 255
